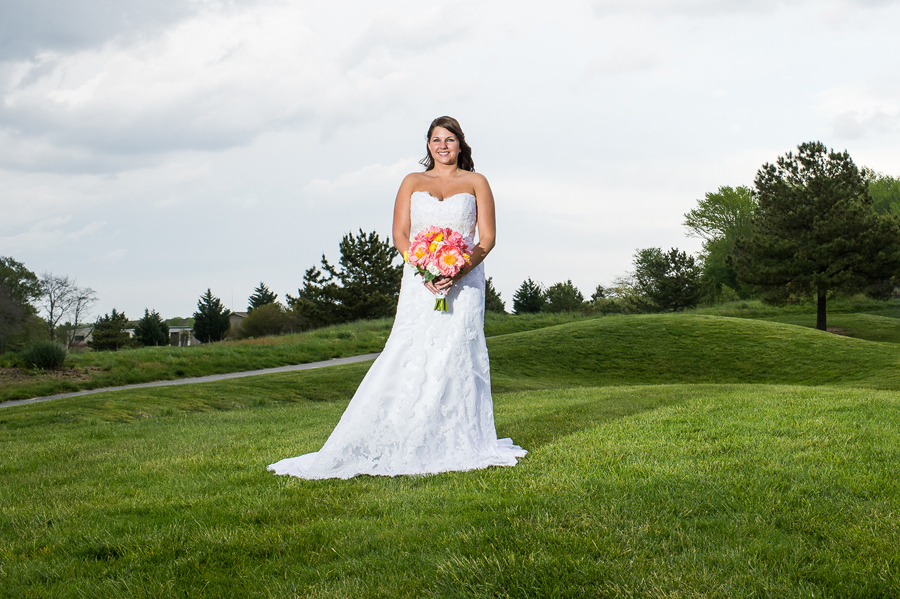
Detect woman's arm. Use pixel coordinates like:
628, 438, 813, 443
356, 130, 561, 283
448, 173, 495, 283
392, 174, 417, 255
466, 173, 496, 272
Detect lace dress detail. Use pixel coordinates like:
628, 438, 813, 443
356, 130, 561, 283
268, 191, 527, 479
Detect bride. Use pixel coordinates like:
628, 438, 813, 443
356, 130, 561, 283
268, 116, 527, 479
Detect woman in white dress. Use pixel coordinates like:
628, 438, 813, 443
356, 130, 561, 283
268, 116, 526, 479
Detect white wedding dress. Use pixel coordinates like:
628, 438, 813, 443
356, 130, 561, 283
268, 191, 527, 479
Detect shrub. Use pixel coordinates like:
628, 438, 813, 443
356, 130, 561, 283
237, 303, 294, 339
0, 351, 24, 368
22, 340, 67, 369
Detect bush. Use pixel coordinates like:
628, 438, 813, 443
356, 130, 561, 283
21, 340, 67, 369
0, 351, 24, 368
237, 303, 296, 339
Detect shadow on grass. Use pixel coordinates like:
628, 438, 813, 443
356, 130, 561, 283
498, 384, 702, 452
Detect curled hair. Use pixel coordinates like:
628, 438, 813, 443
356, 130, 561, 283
419, 116, 475, 172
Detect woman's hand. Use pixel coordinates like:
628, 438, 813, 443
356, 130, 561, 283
424, 275, 457, 295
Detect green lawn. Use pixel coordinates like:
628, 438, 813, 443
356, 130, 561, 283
2, 312, 899, 597
1, 312, 591, 403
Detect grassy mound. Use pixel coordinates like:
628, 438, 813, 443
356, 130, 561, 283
490, 313, 900, 392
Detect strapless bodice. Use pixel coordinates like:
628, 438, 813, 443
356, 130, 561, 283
410, 191, 477, 245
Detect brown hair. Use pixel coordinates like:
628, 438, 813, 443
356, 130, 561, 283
419, 116, 475, 172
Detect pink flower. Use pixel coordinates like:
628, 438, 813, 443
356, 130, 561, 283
435, 245, 465, 277
408, 240, 431, 266
445, 229, 467, 250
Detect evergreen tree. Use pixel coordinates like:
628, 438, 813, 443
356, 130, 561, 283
512, 278, 545, 314
193, 289, 231, 343
633, 247, 702, 312
735, 142, 900, 330
89, 309, 131, 351
248, 282, 278, 313
544, 280, 585, 313
288, 230, 402, 328
484, 277, 506, 313
134, 309, 170, 346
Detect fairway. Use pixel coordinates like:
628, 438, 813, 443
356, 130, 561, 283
2, 314, 899, 598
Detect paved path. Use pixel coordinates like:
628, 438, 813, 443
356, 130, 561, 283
0, 353, 381, 409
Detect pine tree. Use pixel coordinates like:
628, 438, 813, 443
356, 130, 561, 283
512, 278, 545, 314
633, 247, 702, 312
484, 277, 506, 313
544, 280, 585, 313
735, 142, 900, 330
248, 282, 278, 313
288, 230, 402, 328
134, 308, 170, 346
89, 309, 131, 351
192, 289, 231, 343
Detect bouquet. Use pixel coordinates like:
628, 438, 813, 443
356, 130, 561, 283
404, 226, 472, 311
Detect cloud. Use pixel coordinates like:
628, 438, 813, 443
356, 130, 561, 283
590, 0, 898, 18
0, 215, 106, 254
303, 158, 417, 199
0, 2, 477, 173
816, 83, 900, 141
0, 0, 199, 60
591, 0, 796, 17
582, 48, 661, 78
832, 110, 898, 139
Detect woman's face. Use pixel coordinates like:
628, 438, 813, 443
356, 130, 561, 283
428, 126, 459, 167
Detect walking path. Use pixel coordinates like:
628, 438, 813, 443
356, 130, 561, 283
0, 353, 381, 409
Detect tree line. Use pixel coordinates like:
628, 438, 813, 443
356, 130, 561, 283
3, 140, 899, 356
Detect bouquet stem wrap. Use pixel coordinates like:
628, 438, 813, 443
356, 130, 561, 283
434, 293, 448, 312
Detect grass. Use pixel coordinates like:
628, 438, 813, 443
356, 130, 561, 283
2, 309, 900, 597
0, 312, 590, 404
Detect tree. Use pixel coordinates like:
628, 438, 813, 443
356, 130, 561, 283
633, 247, 702, 312
37, 273, 96, 343
248, 282, 278, 313
134, 309, 170, 346
237, 303, 296, 338
484, 277, 506, 313
193, 289, 231, 343
89, 309, 132, 351
62, 286, 98, 348
544, 280, 585, 313
735, 142, 900, 331
590, 284, 606, 302
683, 186, 757, 300
0, 257, 41, 352
287, 230, 402, 328
864, 169, 900, 216
512, 278, 545, 314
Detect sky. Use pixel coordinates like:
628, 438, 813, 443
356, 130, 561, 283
2, 0, 899, 319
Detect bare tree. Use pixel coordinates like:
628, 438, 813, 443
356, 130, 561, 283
67, 287, 98, 348
38, 273, 97, 343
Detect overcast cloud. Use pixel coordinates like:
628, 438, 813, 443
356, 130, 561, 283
2, 0, 899, 320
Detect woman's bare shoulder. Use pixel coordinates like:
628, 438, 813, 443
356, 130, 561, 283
462, 171, 488, 184
403, 172, 430, 185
